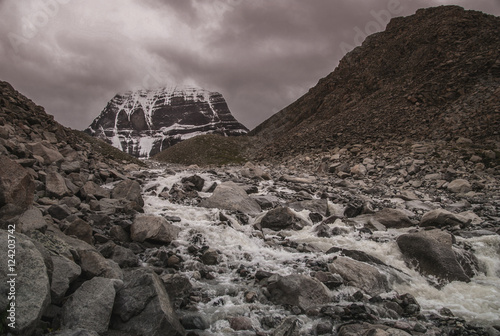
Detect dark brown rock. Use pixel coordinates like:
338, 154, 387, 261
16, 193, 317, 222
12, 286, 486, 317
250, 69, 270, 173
0, 155, 35, 214
260, 207, 309, 231
396, 229, 470, 283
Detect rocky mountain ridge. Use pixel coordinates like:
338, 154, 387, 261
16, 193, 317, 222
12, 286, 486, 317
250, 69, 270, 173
250, 6, 500, 160
86, 86, 248, 159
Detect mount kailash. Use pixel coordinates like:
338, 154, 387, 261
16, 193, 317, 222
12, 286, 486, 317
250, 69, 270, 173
85, 86, 248, 159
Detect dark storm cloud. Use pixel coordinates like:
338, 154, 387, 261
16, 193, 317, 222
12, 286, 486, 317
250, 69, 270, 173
0, 0, 499, 130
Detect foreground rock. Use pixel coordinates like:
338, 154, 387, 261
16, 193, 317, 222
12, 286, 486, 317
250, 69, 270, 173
112, 268, 186, 336
0, 231, 50, 336
61, 277, 121, 333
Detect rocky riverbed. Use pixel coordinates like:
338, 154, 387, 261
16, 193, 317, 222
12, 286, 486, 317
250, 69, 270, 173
128, 142, 500, 335
1, 80, 500, 336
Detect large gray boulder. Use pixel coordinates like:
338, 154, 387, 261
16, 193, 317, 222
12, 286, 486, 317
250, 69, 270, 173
199, 181, 261, 215
260, 207, 309, 231
328, 256, 390, 295
61, 277, 122, 333
50, 255, 81, 304
0, 230, 50, 335
396, 229, 470, 283
267, 274, 331, 311
131, 215, 180, 244
112, 268, 185, 336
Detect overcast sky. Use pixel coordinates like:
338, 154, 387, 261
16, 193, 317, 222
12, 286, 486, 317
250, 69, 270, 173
0, 0, 499, 130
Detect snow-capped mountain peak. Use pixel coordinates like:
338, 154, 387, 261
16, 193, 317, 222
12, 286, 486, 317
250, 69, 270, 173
85, 86, 248, 158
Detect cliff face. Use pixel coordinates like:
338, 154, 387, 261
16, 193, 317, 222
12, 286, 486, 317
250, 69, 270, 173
86, 86, 248, 158
250, 6, 500, 159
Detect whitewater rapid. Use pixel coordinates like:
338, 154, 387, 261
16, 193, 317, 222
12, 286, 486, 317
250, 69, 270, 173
141, 169, 500, 334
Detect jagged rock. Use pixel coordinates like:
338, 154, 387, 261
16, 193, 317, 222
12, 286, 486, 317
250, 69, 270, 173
420, 209, 469, 228
111, 179, 144, 207
131, 215, 180, 244
48, 204, 72, 220
98, 241, 138, 268
447, 179, 472, 193
260, 207, 309, 231
19, 206, 47, 233
161, 274, 193, 308
64, 218, 93, 244
397, 229, 470, 283
50, 255, 81, 304
250, 195, 280, 209
267, 274, 331, 311
85, 86, 248, 158
314, 271, 344, 289
111, 268, 186, 336
109, 225, 131, 243
288, 199, 329, 216
0, 231, 50, 336
328, 256, 390, 295
199, 181, 261, 215
79, 181, 110, 200
60, 160, 81, 174
0, 155, 35, 215
61, 277, 122, 333
27, 142, 64, 165
46, 171, 71, 198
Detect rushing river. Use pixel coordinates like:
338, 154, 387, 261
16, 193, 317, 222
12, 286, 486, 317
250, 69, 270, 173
141, 169, 500, 334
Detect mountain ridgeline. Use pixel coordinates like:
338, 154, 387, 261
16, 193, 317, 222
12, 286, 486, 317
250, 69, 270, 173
249, 6, 500, 160
85, 86, 248, 159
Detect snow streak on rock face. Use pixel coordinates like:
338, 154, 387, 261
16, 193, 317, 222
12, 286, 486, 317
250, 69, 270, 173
85, 86, 248, 158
